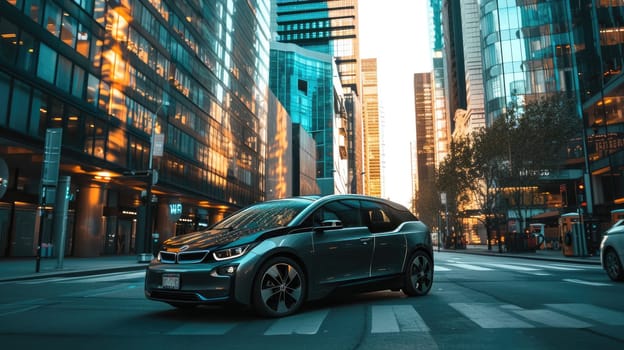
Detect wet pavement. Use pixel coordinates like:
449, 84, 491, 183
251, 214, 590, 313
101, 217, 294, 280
0, 245, 601, 283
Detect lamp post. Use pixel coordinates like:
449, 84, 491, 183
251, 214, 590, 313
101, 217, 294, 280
138, 101, 168, 263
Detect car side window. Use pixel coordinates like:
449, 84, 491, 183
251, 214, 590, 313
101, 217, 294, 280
307, 199, 362, 228
361, 200, 398, 233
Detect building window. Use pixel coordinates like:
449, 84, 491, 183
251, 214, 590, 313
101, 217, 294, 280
0, 72, 10, 125
0, 19, 19, 65
9, 80, 31, 133
44, 1, 62, 37
60, 13, 77, 48
36, 43, 57, 83
55, 54, 72, 92
72, 65, 85, 98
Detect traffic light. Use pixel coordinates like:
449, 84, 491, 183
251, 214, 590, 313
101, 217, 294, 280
576, 180, 586, 207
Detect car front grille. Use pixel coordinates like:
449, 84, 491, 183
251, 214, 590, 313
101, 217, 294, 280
159, 250, 210, 264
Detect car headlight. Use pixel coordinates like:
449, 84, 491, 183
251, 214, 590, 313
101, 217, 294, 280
213, 244, 250, 261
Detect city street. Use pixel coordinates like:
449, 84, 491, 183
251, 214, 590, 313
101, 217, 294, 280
1, 251, 622, 350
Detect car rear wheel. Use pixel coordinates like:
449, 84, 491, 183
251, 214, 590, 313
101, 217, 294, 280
604, 248, 624, 281
252, 257, 305, 317
402, 250, 433, 296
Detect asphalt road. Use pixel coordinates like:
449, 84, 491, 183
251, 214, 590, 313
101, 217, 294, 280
0, 251, 622, 350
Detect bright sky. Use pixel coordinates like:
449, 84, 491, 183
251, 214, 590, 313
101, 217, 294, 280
359, 0, 432, 207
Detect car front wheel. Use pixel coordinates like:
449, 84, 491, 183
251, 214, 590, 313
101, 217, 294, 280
604, 248, 624, 281
252, 257, 305, 317
402, 250, 433, 296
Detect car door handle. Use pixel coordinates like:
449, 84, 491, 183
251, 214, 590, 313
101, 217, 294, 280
360, 237, 373, 244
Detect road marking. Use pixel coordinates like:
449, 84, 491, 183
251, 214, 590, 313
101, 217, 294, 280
562, 278, 611, 286
445, 263, 493, 271
546, 304, 624, 325
434, 265, 451, 271
483, 263, 538, 271
0, 305, 42, 317
18, 271, 144, 285
450, 303, 534, 328
59, 271, 145, 283
264, 309, 329, 335
506, 306, 591, 328
523, 263, 583, 271
370, 305, 429, 333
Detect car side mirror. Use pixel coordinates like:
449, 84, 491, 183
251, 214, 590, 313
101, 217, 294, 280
314, 219, 343, 232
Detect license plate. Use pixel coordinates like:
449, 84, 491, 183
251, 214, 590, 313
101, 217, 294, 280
162, 273, 180, 289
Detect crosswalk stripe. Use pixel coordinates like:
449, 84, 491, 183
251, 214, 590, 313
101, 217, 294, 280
546, 304, 624, 326
370, 305, 429, 333
502, 305, 591, 328
483, 263, 538, 271
445, 263, 493, 271
522, 263, 582, 271
450, 303, 534, 328
264, 309, 329, 335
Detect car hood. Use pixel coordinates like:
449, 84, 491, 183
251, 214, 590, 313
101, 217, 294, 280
160, 226, 282, 252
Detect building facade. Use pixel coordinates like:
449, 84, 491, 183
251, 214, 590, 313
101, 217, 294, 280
361, 58, 382, 197
413, 72, 437, 226
272, 0, 363, 194
0, 0, 272, 257
269, 41, 347, 195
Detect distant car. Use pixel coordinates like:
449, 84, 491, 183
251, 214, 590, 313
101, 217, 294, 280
145, 194, 434, 317
600, 219, 624, 281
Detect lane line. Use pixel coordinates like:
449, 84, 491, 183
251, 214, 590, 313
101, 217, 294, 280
445, 263, 493, 271
562, 278, 611, 286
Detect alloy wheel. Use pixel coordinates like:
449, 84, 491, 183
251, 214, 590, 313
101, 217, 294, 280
255, 259, 304, 317
605, 249, 624, 281
403, 251, 433, 296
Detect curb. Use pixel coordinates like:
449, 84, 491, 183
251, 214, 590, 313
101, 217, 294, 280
0, 265, 147, 283
443, 248, 601, 265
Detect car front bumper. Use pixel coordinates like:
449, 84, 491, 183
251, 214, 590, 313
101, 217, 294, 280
145, 262, 238, 305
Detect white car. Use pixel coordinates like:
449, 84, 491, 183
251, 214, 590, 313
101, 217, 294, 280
600, 219, 624, 281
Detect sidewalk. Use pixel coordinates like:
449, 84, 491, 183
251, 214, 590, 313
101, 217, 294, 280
0, 255, 148, 282
0, 245, 601, 283
443, 244, 602, 265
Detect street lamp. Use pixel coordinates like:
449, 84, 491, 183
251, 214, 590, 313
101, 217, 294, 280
138, 100, 168, 263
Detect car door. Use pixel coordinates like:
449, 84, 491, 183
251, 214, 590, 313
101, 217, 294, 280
361, 200, 407, 277
309, 199, 374, 284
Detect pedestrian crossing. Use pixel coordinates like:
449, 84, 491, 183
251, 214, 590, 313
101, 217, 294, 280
434, 260, 601, 274
160, 302, 624, 336
8, 260, 601, 286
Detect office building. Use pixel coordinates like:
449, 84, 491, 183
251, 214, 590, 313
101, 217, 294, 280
361, 58, 382, 197
0, 0, 273, 256
272, 0, 363, 194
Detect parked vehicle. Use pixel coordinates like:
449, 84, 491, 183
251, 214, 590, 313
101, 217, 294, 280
600, 219, 624, 281
144, 194, 434, 317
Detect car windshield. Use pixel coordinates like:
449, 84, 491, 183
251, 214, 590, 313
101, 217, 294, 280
212, 201, 309, 231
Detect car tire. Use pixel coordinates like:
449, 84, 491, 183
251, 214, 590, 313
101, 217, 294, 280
604, 248, 624, 281
402, 250, 433, 296
252, 256, 306, 317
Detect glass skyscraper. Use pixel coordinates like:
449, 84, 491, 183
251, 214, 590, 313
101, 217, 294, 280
0, 0, 272, 256
269, 41, 346, 195
272, 0, 362, 194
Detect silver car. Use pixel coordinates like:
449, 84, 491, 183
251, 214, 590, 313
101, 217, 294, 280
144, 194, 434, 317
600, 219, 624, 281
